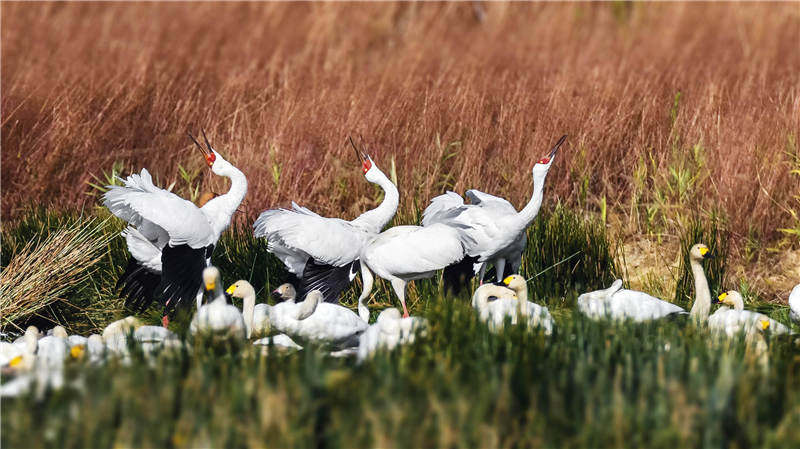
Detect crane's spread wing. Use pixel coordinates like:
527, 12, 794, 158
117, 257, 162, 313
299, 259, 360, 304
104, 169, 215, 248
465, 190, 517, 214
254, 209, 366, 271
364, 225, 466, 278
421, 191, 464, 226
157, 243, 214, 316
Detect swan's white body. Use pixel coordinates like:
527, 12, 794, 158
190, 267, 246, 339
104, 131, 247, 316
190, 296, 247, 340
357, 308, 428, 362
254, 152, 398, 302
789, 283, 800, 325
252, 334, 303, 351
422, 135, 566, 282
472, 276, 554, 334
358, 223, 471, 319
269, 289, 366, 348
709, 291, 792, 337
577, 279, 687, 322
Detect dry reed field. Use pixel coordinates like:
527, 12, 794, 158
3, 4, 800, 447
4, 3, 798, 237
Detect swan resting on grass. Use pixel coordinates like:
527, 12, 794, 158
789, 283, 800, 325
578, 244, 717, 322
472, 275, 554, 334
709, 291, 792, 337
266, 282, 368, 348
357, 308, 428, 362
189, 267, 246, 340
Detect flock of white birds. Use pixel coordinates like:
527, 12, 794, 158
2, 131, 799, 398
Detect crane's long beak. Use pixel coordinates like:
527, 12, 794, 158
348, 136, 364, 163
188, 129, 213, 157
548, 134, 568, 159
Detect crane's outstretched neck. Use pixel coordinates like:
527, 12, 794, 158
350, 172, 399, 233
201, 164, 248, 238
515, 173, 548, 228
689, 258, 711, 321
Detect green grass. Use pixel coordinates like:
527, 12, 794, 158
2, 206, 799, 447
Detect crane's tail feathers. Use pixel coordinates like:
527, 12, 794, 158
442, 255, 479, 296
156, 244, 213, 317
299, 259, 358, 304
117, 257, 162, 313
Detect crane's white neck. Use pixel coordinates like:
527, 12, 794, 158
201, 164, 248, 240
514, 172, 548, 229
350, 171, 399, 233
689, 258, 711, 321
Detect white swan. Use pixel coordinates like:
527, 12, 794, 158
102, 316, 143, 340
708, 290, 792, 337
577, 279, 687, 322
472, 275, 554, 334
789, 283, 800, 325
577, 244, 716, 322
226, 280, 271, 338
189, 267, 246, 340
357, 308, 428, 362
264, 283, 368, 348
252, 334, 303, 352
1, 326, 38, 369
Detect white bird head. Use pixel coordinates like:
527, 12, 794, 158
226, 280, 256, 299
532, 134, 567, 178
349, 136, 386, 183
202, 266, 221, 292
271, 283, 297, 302
714, 290, 744, 309
188, 128, 235, 176
689, 243, 713, 262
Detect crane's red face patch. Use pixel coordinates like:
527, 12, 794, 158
362, 158, 372, 174
205, 153, 216, 167
537, 157, 550, 165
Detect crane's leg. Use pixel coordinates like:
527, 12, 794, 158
477, 263, 487, 285
357, 263, 375, 322
495, 259, 507, 282
161, 299, 171, 328
390, 278, 410, 318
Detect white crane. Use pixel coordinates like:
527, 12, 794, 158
789, 283, 800, 325
709, 290, 792, 337
253, 138, 398, 303
104, 130, 247, 326
358, 223, 472, 320
422, 135, 567, 291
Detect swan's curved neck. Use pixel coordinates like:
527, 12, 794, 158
515, 173, 548, 227
241, 288, 256, 339
350, 172, 399, 233
295, 294, 320, 321
730, 296, 744, 311
201, 164, 248, 239
689, 258, 711, 321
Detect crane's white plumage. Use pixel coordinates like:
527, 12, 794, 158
709, 291, 792, 337
104, 130, 247, 320
789, 283, 800, 325
358, 223, 471, 319
577, 279, 686, 322
422, 135, 566, 285
254, 148, 398, 304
